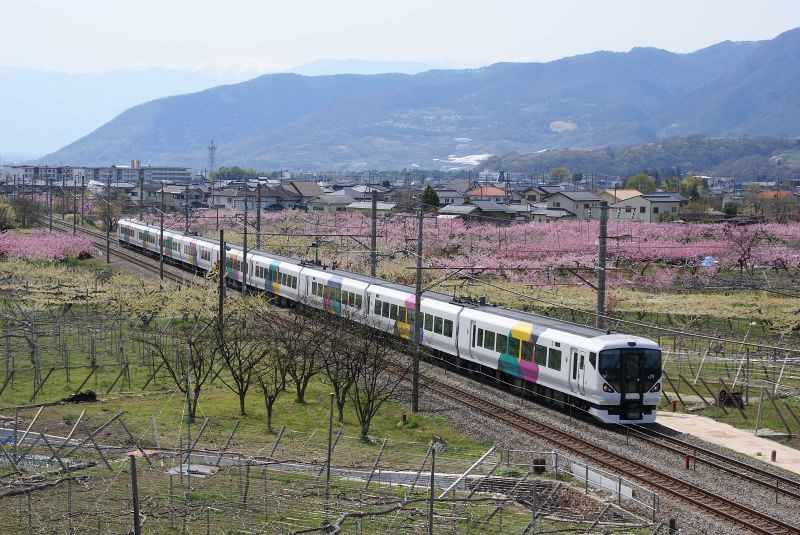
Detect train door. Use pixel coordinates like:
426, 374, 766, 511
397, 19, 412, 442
569, 349, 578, 393
577, 349, 587, 395
468, 322, 477, 361
621, 350, 644, 420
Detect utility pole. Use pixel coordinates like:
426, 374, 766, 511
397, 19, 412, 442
139, 172, 144, 221
596, 201, 608, 329
72, 176, 77, 234
80, 175, 85, 228
242, 192, 248, 297
61, 173, 66, 220
159, 188, 165, 281
48, 177, 53, 232
428, 444, 435, 535
106, 177, 111, 264
184, 175, 190, 234
325, 392, 334, 523
218, 229, 226, 330
255, 183, 262, 249
412, 196, 424, 413
130, 455, 141, 535
370, 190, 378, 276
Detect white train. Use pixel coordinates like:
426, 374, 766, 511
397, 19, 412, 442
118, 219, 662, 424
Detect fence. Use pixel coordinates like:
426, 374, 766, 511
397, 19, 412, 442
0, 406, 659, 534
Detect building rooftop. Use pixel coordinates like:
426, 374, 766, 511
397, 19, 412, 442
346, 201, 396, 210
550, 191, 602, 201
439, 204, 478, 215
467, 185, 508, 197
641, 193, 688, 202
600, 188, 641, 201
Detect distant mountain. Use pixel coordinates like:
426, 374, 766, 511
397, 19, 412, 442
0, 67, 227, 156
40, 29, 800, 170
287, 59, 456, 76
479, 135, 800, 180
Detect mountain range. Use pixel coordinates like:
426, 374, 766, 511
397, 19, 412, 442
39, 28, 800, 171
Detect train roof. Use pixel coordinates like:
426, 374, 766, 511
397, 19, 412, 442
122, 219, 614, 340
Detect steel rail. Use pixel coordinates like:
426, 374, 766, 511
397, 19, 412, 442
627, 424, 800, 501
418, 373, 800, 535
42, 217, 196, 285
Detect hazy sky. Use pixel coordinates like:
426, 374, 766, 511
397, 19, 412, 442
3, 0, 799, 76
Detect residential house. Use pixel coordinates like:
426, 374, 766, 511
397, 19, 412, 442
308, 191, 354, 213
286, 180, 324, 204
252, 186, 302, 210
466, 185, 509, 203
545, 191, 602, 220
445, 179, 480, 195
529, 207, 576, 223
439, 200, 517, 223
610, 193, 687, 222
434, 188, 466, 206
521, 185, 561, 204
345, 201, 396, 215
155, 185, 207, 211
209, 189, 240, 210
596, 189, 642, 205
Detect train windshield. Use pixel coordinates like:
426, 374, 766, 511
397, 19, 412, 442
599, 349, 661, 393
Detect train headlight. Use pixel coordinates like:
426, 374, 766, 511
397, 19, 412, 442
602, 383, 615, 393
649, 383, 661, 393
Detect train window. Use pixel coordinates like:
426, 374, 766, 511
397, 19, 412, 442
424, 314, 433, 332
483, 330, 494, 350
355, 295, 362, 308
508, 337, 520, 359
534, 344, 547, 365
589, 352, 596, 368
443, 319, 453, 338
496, 333, 507, 353
476, 328, 484, 346
408, 310, 415, 324
398, 306, 406, 322
374, 299, 381, 314
522, 341, 535, 362
433, 317, 443, 335
548, 349, 562, 371
579, 354, 584, 370
379, 301, 388, 317
390, 304, 398, 320
472, 326, 476, 347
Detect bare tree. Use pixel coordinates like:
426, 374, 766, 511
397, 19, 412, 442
271, 303, 331, 403
322, 309, 362, 422
140, 315, 217, 421
215, 300, 271, 415
255, 346, 288, 433
347, 318, 410, 441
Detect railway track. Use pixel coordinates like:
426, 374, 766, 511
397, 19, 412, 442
418, 372, 800, 534
628, 424, 800, 501
42, 218, 197, 285
40, 216, 800, 532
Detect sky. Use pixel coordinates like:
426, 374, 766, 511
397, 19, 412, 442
3, 0, 800, 77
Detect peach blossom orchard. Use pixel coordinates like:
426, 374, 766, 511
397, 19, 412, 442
0, 232, 92, 261
145, 209, 800, 290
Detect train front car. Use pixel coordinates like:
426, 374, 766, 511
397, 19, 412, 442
587, 334, 662, 424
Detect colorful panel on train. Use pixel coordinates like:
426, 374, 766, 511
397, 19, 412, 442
396, 295, 422, 342
498, 321, 539, 383
324, 276, 343, 315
